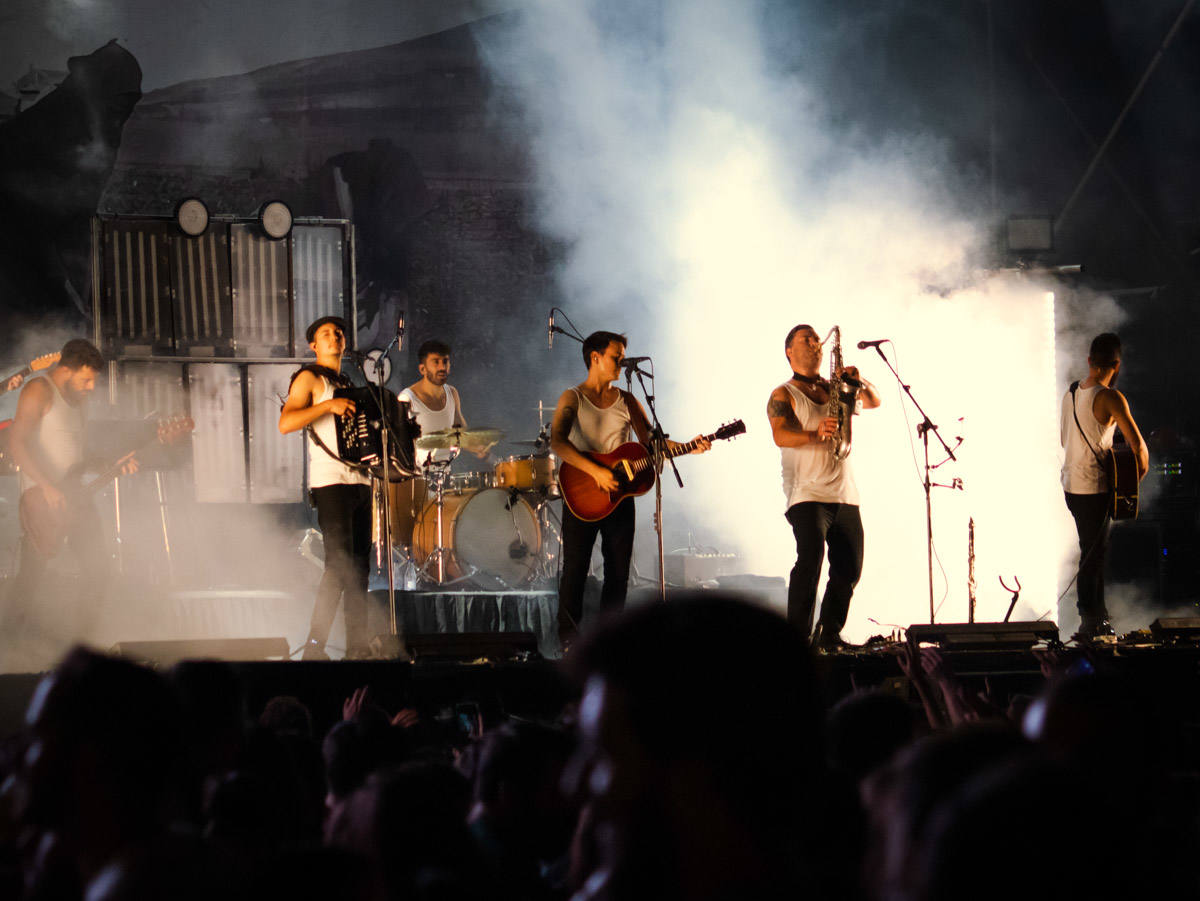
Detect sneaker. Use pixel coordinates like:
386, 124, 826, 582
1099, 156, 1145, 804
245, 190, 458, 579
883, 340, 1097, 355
301, 639, 330, 661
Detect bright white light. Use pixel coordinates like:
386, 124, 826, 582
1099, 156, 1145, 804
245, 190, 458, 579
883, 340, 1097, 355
480, 0, 1079, 635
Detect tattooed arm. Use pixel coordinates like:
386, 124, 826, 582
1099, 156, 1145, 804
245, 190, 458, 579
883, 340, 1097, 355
767, 386, 837, 449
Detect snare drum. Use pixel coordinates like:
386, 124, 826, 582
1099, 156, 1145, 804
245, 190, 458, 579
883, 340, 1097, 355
494, 454, 557, 493
412, 487, 541, 585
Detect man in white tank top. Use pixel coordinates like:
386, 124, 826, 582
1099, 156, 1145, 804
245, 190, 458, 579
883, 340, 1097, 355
550, 331, 709, 638
3, 339, 133, 651
280, 316, 373, 659
1060, 333, 1147, 639
767, 324, 881, 650
398, 339, 468, 466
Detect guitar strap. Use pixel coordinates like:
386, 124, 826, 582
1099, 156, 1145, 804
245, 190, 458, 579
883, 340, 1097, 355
1068, 381, 1106, 467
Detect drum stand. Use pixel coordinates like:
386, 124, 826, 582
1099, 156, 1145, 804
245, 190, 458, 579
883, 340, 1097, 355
415, 455, 473, 586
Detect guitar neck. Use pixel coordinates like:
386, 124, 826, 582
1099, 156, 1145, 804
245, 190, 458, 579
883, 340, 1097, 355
82, 435, 158, 496
622, 432, 714, 476
0, 365, 32, 394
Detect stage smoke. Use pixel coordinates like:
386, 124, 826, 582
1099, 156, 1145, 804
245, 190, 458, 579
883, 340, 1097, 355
477, 0, 1121, 637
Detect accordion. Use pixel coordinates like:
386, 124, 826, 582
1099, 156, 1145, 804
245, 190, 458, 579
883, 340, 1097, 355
332, 386, 420, 479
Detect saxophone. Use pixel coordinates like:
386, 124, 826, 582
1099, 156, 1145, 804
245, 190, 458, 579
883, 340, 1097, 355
824, 326, 861, 460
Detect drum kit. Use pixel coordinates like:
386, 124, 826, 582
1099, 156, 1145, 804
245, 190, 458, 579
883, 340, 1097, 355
378, 414, 563, 590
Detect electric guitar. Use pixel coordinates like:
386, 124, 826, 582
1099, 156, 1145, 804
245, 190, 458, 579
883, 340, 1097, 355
19, 416, 195, 559
558, 420, 746, 521
1105, 443, 1139, 520
0, 352, 60, 394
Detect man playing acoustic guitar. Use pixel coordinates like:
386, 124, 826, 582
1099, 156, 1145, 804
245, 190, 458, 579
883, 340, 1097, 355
2, 339, 137, 647
550, 331, 709, 640
1061, 332, 1149, 640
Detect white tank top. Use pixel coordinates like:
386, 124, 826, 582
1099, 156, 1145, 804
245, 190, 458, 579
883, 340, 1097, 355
307, 375, 371, 489
569, 387, 632, 454
780, 381, 859, 508
1061, 383, 1115, 494
20, 375, 85, 492
399, 385, 459, 463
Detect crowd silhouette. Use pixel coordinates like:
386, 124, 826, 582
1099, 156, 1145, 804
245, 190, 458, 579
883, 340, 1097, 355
0, 592, 1197, 900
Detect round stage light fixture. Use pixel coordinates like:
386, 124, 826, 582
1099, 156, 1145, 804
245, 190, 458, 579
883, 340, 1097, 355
258, 200, 293, 240
174, 197, 209, 237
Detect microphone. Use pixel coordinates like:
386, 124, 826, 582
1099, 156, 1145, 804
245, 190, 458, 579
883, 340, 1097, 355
397, 312, 405, 351
620, 356, 652, 377
857, 339, 888, 350
548, 309, 555, 350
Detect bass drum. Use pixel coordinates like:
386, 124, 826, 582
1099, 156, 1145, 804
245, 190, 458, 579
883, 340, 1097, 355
412, 488, 541, 586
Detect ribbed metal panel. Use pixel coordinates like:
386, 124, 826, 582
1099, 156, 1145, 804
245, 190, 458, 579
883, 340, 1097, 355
230, 224, 290, 356
188, 363, 246, 503
171, 228, 232, 355
246, 363, 304, 503
292, 225, 346, 353
114, 362, 187, 419
100, 221, 174, 355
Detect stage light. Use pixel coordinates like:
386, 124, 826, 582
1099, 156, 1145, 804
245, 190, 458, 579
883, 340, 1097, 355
174, 197, 209, 237
258, 200, 293, 240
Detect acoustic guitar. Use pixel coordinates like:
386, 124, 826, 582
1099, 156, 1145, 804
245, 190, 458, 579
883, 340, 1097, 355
558, 420, 746, 521
1105, 443, 1139, 520
19, 416, 194, 559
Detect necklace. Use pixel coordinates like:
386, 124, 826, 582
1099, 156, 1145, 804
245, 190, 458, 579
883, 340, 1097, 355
791, 372, 824, 386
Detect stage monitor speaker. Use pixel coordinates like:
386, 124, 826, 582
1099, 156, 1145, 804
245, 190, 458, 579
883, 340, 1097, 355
906, 621, 1059, 650
1150, 617, 1200, 641
112, 637, 290, 665
405, 632, 539, 662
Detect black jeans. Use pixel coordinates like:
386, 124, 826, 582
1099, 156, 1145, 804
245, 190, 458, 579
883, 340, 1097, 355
1, 498, 110, 641
310, 484, 372, 653
1064, 491, 1111, 627
558, 498, 635, 631
785, 502, 864, 637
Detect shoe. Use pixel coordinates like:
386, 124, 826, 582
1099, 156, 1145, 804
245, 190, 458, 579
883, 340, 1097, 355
301, 639, 330, 661
1074, 619, 1116, 643
811, 624, 854, 653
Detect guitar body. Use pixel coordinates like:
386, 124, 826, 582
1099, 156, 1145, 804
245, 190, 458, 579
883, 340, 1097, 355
559, 443, 657, 521
1105, 444, 1139, 520
18, 479, 81, 560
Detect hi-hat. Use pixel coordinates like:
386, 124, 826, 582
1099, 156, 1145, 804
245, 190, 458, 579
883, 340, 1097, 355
416, 427, 505, 451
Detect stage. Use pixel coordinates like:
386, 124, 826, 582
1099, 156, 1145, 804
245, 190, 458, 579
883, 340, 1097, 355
4, 631, 1200, 749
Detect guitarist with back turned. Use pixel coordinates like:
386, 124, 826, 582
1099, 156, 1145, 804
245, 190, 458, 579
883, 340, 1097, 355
1061, 332, 1148, 640
1, 340, 137, 647
550, 331, 709, 639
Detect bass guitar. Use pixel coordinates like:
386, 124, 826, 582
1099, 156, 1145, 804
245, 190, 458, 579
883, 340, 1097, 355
559, 420, 746, 521
19, 416, 195, 559
1, 352, 61, 394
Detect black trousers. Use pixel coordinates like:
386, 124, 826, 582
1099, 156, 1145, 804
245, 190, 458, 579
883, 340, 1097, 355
785, 502, 864, 636
1064, 491, 1111, 627
310, 483, 372, 653
1, 499, 109, 641
558, 498, 635, 630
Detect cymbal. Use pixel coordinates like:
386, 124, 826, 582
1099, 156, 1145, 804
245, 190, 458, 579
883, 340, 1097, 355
416, 426, 505, 451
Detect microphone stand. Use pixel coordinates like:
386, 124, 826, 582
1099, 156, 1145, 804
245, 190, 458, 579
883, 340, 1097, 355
625, 359, 680, 604
864, 344, 961, 624
349, 334, 403, 645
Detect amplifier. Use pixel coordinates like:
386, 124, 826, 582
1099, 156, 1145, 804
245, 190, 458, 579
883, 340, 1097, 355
906, 621, 1059, 649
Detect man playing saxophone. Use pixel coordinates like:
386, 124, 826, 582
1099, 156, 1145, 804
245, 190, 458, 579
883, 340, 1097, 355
766, 324, 881, 651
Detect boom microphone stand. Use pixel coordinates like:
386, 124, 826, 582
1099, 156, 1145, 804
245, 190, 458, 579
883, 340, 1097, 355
864, 342, 962, 624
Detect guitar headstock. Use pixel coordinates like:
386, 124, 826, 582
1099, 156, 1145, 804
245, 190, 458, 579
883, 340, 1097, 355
156, 415, 196, 445
713, 419, 746, 441
30, 352, 60, 372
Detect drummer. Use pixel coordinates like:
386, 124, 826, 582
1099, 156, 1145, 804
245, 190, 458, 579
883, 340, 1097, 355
399, 339, 482, 465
